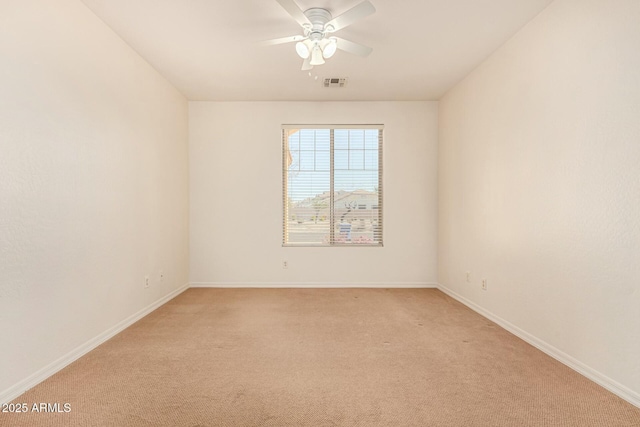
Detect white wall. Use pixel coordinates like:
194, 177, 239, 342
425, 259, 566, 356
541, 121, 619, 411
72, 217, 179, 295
0, 0, 189, 400
190, 102, 437, 286
439, 0, 640, 403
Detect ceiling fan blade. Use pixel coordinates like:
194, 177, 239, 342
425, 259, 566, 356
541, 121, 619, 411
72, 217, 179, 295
275, 0, 311, 27
334, 37, 373, 57
301, 58, 313, 71
325, 0, 375, 32
260, 35, 306, 46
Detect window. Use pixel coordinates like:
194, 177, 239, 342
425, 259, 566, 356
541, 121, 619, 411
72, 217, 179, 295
283, 125, 383, 246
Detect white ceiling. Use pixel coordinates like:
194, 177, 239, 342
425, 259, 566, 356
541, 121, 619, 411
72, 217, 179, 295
80, 0, 553, 101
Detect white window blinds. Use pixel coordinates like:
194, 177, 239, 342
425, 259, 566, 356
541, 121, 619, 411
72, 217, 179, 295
283, 126, 383, 246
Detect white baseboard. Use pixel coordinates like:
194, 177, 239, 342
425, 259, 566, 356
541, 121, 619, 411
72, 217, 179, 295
0, 283, 189, 405
436, 283, 640, 409
190, 282, 438, 288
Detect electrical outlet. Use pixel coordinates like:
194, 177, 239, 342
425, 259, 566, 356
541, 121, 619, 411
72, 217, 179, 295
282, 260, 288, 269
145, 276, 150, 288
481, 279, 487, 290
466, 272, 471, 283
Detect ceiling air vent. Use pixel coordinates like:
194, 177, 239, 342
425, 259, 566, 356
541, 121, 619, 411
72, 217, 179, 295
323, 78, 348, 88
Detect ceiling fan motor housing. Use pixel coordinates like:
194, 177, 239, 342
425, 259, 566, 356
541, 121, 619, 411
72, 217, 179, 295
303, 8, 333, 40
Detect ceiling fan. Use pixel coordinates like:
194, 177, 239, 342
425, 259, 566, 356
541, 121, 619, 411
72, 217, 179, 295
262, 0, 376, 70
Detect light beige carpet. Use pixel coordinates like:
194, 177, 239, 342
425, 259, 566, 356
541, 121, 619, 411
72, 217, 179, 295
2, 288, 639, 426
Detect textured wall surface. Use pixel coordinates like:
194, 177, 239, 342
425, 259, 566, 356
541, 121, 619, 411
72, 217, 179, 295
0, 0, 189, 397
439, 0, 640, 399
189, 101, 438, 286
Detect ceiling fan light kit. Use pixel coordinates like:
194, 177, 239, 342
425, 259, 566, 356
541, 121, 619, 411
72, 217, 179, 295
310, 45, 325, 65
265, 0, 376, 70
295, 41, 310, 59
322, 38, 338, 58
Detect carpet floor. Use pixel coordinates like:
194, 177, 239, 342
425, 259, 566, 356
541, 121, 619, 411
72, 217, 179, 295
2, 288, 639, 426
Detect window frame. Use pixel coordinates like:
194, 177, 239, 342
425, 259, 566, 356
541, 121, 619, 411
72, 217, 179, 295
282, 124, 384, 247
